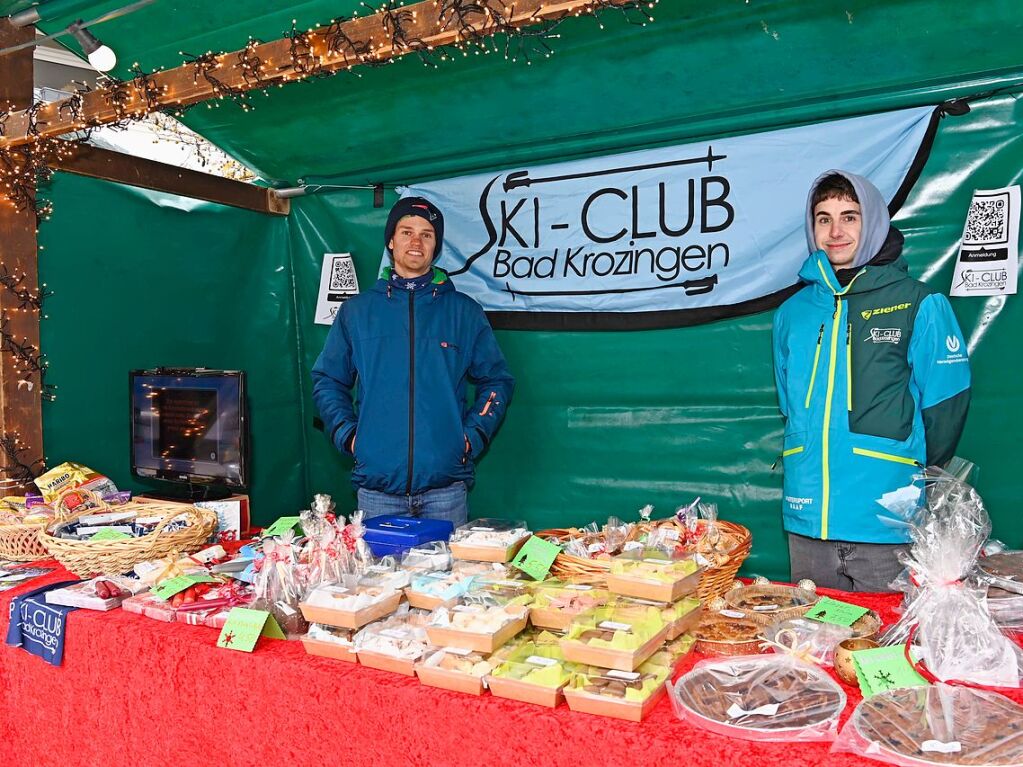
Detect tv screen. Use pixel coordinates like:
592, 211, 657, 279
130, 369, 248, 488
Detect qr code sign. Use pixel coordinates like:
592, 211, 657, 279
329, 256, 358, 291
963, 193, 1010, 246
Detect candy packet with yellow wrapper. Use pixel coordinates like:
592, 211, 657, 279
33, 461, 118, 504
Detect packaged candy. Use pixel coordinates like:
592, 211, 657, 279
529, 581, 611, 631
301, 623, 357, 662
488, 635, 574, 707
354, 608, 432, 675
45, 575, 145, 611
449, 518, 531, 563
400, 541, 451, 572
565, 659, 672, 721
760, 617, 853, 667
560, 603, 668, 671
426, 589, 529, 653
251, 533, 309, 638
607, 555, 701, 602
33, 461, 118, 504
879, 461, 1023, 687
832, 684, 1023, 766
416, 646, 495, 695
669, 655, 847, 741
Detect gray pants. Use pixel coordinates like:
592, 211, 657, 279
788, 533, 909, 592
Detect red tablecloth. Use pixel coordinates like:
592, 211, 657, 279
1, 563, 1021, 767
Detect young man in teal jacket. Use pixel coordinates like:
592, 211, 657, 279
312, 197, 515, 525
772, 171, 971, 591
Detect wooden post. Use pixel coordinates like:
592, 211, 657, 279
0, 18, 45, 490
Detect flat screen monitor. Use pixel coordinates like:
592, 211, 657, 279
130, 368, 248, 489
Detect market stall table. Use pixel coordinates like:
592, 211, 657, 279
2, 563, 1021, 767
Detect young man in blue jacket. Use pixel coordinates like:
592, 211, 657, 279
312, 197, 515, 525
772, 171, 971, 591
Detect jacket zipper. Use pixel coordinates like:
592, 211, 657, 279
820, 296, 842, 541
846, 322, 853, 412
480, 391, 497, 417
407, 291, 416, 496
815, 265, 864, 541
852, 447, 919, 466
804, 324, 824, 408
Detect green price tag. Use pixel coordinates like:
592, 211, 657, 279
261, 516, 302, 538
89, 528, 132, 541
852, 644, 929, 698
216, 607, 286, 652
511, 535, 562, 581
152, 573, 218, 601
805, 596, 869, 627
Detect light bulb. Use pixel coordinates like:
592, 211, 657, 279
88, 45, 118, 72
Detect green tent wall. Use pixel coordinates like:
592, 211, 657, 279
15, 0, 1023, 579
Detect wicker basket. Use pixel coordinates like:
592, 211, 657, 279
39, 502, 217, 577
537, 518, 752, 602
0, 488, 88, 562
0, 520, 50, 562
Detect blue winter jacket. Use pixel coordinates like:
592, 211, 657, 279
772, 250, 970, 543
312, 267, 515, 495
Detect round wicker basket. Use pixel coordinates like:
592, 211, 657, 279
39, 501, 217, 577
0, 519, 50, 561
537, 518, 752, 601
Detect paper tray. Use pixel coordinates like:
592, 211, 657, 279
404, 588, 458, 611
449, 535, 529, 563
425, 614, 528, 654
606, 568, 702, 603
563, 684, 665, 722
357, 650, 418, 676
300, 636, 358, 663
560, 625, 669, 672
667, 603, 703, 641
415, 664, 486, 696
299, 591, 402, 629
529, 607, 578, 632
487, 676, 565, 708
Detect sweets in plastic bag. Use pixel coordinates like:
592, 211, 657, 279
832, 684, 1023, 766
669, 655, 846, 742
33, 462, 117, 504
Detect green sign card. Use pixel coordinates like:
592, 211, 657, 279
261, 516, 302, 538
806, 596, 870, 627
852, 644, 929, 698
152, 573, 219, 601
89, 528, 132, 541
216, 608, 286, 652
511, 535, 562, 581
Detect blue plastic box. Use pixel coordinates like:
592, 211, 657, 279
362, 515, 454, 558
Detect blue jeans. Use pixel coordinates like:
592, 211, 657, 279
356, 482, 469, 527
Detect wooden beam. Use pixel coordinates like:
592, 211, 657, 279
49, 143, 290, 216
0, 18, 44, 490
0, 0, 619, 149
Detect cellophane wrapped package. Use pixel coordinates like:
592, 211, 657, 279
831, 684, 1023, 766
251, 532, 309, 637
761, 617, 854, 667
669, 655, 847, 742
879, 461, 1023, 687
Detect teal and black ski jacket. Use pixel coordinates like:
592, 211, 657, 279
772, 244, 971, 543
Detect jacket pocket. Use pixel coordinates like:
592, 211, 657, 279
851, 447, 918, 466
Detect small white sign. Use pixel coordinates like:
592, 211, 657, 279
315, 252, 360, 325
727, 702, 780, 719
598, 620, 632, 632
951, 185, 1020, 297
525, 655, 558, 667
921, 741, 962, 755
606, 670, 641, 681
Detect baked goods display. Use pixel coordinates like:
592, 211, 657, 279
692, 612, 764, 656
842, 684, 1023, 766
670, 655, 846, 741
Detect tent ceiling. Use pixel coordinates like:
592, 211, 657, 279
4, 0, 1022, 185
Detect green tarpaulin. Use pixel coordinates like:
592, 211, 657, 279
9, 0, 1022, 578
